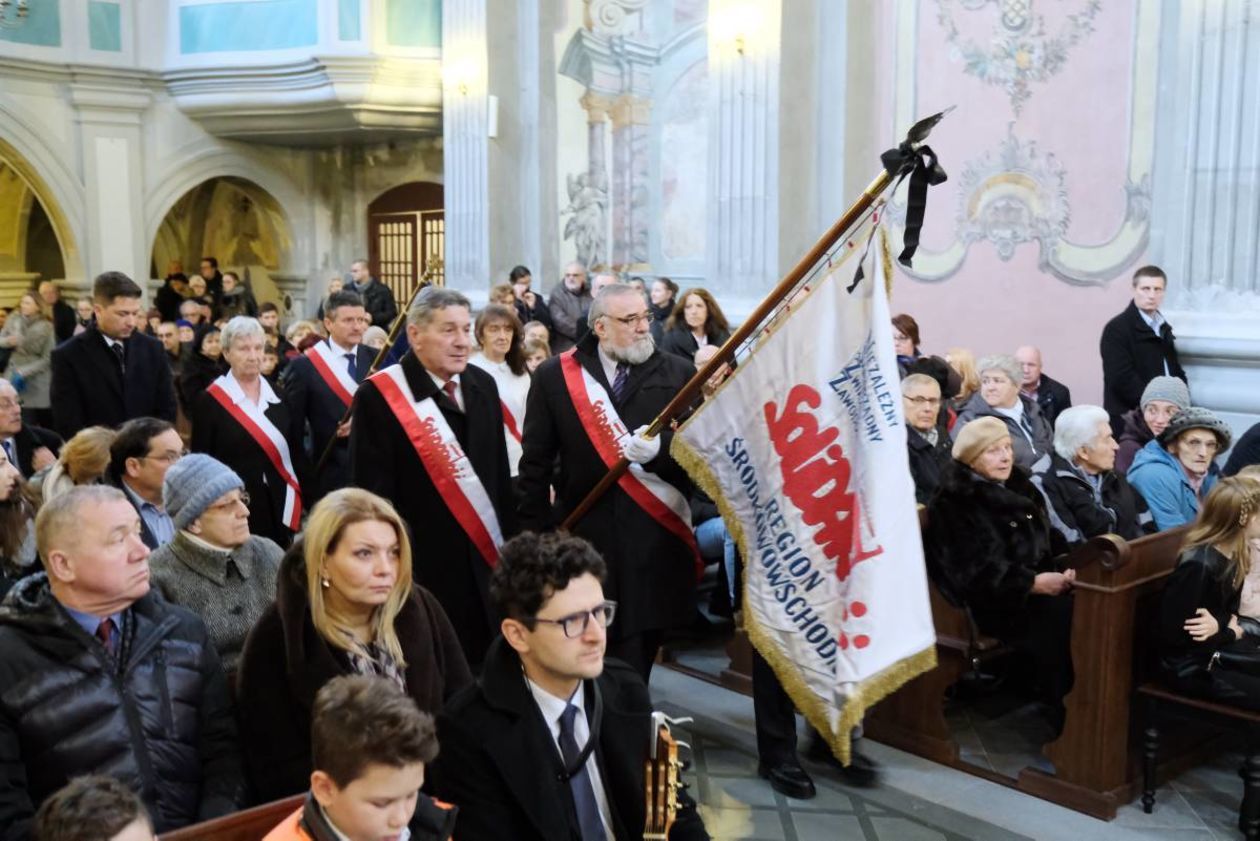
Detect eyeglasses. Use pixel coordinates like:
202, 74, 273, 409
141, 450, 187, 465
0, 398, 19, 411
605, 312, 653, 327
207, 491, 251, 512
904, 396, 941, 407
532, 601, 617, 638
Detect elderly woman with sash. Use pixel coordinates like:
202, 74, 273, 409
192, 316, 309, 547
468, 303, 531, 479
349, 287, 517, 668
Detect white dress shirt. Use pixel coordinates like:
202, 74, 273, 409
426, 370, 463, 412
526, 678, 615, 839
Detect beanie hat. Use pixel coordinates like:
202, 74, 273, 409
163, 454, 245, 530
951, 417, 1011, 466
1157, 406, 1233, 451
1140, 376, 1190, 412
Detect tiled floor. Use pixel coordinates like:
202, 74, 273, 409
653, 646, 1255, 840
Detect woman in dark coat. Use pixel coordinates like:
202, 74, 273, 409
659, 287, 731, 363
647, 277, 678, 345
179, 324, 226, 412
1158, 476, 1260, 709
236, 488, 473, 803
925, 417, 1075, 731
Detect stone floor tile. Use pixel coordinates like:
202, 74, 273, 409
789, 812, 867, 840
1112, 785, 1210, 830
699, 804, 790, 840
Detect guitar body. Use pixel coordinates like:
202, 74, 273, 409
644, 717, 683, 840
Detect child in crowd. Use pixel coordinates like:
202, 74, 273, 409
521, 319, 549, 347
34, 775, 155, 841
523, 337, 550, 373
263, 674, 455, 841
1233, 466, 1260, 622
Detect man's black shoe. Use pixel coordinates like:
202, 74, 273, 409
806, 740, 880, 788
757, 761, 817, 800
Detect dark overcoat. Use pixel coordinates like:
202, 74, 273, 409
349, 352, 517, 665
517, 333, 696, 638
49, 326, 177, 438
1100, 301, 1187, 423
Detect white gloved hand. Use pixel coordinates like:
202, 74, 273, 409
621, 425, 661, 464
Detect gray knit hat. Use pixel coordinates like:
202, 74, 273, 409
1157, 406, 1232, 451
1140, 376, 1190, 412
163, 453, 246, 530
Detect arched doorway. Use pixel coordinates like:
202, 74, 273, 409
367, 181, 444, 306
0, 148, 72, 306
151, 177, 292, 308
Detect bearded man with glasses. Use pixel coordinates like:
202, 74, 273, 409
431, 531, 709, 841
518, 282, 700, 681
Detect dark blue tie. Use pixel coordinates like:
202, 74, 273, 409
345, 352, 357, 380
559, 703, 606, 841
611, 364, 629, 402
1, 438, 15, 467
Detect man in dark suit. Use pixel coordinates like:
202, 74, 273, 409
518, 283, 697, 680
283, 290, 374, 499
1099, 265, 1187, 431
49, 272, 178, 439
1016, 345, 1072, 428
38, 282, 76, 345
430, 531, 708, 841
347, 259, 398, 330
350, 286, 516, 666
0, 378, 60, 479
108, 417, 182, 550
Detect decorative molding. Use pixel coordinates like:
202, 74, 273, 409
586, 0, 649, 38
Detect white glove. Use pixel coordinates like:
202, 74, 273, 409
621, 425, 661, 464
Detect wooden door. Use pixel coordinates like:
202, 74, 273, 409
367, 182, 444, 307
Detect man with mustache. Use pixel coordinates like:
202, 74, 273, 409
518, 283, 698, 679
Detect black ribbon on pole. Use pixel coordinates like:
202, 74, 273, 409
879, 142, 948, 267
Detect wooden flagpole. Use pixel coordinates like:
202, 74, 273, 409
560, 109, 951, 531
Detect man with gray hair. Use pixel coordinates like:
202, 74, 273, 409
518, 282, 698, 679
902, 373, 952, 504
350, 286, 517, 666
1035, 404, 1149, 547
547, 262, 592, 354
0, 485, 242, 837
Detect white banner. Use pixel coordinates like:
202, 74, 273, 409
672, 225, 936, 763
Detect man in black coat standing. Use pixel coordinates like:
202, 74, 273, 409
37, 282, 76, 345
350, 286, 516, 667
347, 259, 398, 330
1016, 345, 1072, 428
282, 290, 374, 500
49, 272, 177, 439
518, 283, 698, 680
1099, 265, 1187, 431
0, 486, 242, 839
430, 531, 708, 841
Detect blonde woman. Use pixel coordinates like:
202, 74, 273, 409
33, 425, 115, 504
946, 347, 980, 409
236, 487, 473, 802
1158, 476, 1260, 708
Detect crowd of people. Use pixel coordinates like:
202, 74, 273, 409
3, 257, 1260, 840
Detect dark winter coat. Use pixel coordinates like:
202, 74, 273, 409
9, 423, 61, 480
906, 423, 953, 505
49, 326, 178, 439
1115, 407, 1154, 475
1029, 372, 1072, 427
355, 278, 399, 331
217, 288, 258, 321
429, 636, 709, 841
1100, 301, 1187, 423
514, 295, 554, 332
659, 325, 731, 365
154, 278, 187, 323
953, 391, 1054, 473
1224, 422, 1260, 476
517, 333, 697, 637
349, 352, 517, 666
236, 543, 473, 803
191, 381, 310, 548
179, 350, 227, 413
547, 284, 592, 354
648, 300, 674, 345
49, 299, 76, 345
0, 575, 242, 839
1034, 453, 1149, 547
924, 461, 1067, 637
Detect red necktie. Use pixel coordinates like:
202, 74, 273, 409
443, 380, 460, 410
96, 618, 116, 654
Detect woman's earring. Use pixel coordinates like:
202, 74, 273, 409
321, 577, 330, 589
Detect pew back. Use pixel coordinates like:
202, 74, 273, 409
159, 795, 304, 841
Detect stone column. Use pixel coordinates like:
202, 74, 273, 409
610, 93, 651, 272
442, 0, 490, 294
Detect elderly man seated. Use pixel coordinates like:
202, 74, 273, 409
0, 378, 60, 480
1128, 406, 1231, 531
902, 373, 952, 504
954, 353, 1054, 473
0, 486, 242, 838
1035, 405, 1150, 546
148, 453, 283, 672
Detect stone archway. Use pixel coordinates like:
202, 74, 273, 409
0, 140, 78, 306
150, 176, 293, 307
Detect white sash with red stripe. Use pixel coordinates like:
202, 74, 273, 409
558, 350, 702, 571
305, 341, 359, 407
206, 376, 302, 530
370, 365, 504, 567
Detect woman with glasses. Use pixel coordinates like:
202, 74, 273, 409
953, 353, 1054, 473
659, 287, 731, 364
1129, 407, 1231, 531
469, 303, 532, 477
191, 316, 309, 547
236, 487, 473, 803
148, 453, 282, 672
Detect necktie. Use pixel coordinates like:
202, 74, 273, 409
96, 618, 116, 655
109, 342, 125, 376
611, 364, 629, 401
345, 352, 357, 380
1, 438, 14, 467
442, 380, 461, 411
558, 704, 606, 841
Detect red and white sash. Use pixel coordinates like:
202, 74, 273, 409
206, 376, 302, 530
305, 341, 359, 407
370, 365, 504, 567
558, 350, 702, 572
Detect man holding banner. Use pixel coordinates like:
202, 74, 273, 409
350, 287, 517, 667
282, 290, 374, 500
517, 283, 700, 680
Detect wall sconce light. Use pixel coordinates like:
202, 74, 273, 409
711, 2, 766, 57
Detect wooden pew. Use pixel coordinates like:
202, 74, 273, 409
159, 795, 304, 841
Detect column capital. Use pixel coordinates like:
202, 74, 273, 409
580, 91, 615, 122
609, 94, 651, 127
